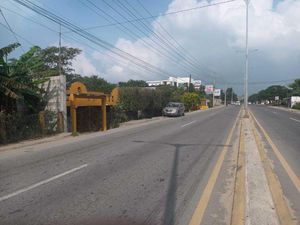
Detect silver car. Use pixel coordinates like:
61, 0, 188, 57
162, 102, 185, 117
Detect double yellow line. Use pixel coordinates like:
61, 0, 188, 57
189, 108, 300, 225
249, 110, 299, 225
230, 119, 245, 225
188, 108, 242, 225
250, 110, 300, 193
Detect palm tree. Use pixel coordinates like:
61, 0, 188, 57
0, 43, 44, 113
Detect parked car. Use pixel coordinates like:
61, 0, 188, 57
162, 102, 185, 117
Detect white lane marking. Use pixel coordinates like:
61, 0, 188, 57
290, 117, 300, 123
181, 120, 196, 127
0, 164, 88, 202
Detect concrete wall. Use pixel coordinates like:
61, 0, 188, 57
41, 75, 67, 132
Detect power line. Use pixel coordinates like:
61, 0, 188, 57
97, 0, 201, 79
0, 21, 34, 47
135, 0, 222, 81
114, 0, 206, 78
101, 0, 219, 83
0, 2, 186, 82
12, 0, 178, 80
82, 0, 202, 83
10, 0, 236, 85
69, 0, 238, 32
0, 8, 25, 52
0, 5, 58, 34
61, 33, 158, 81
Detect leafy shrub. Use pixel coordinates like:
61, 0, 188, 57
292, 103, 300, 110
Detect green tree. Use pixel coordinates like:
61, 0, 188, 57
118, 79, 148, 87
0, 43, 22, 100
248, 93, 259, 103
289, 79, 300, 96
75, 75, 116, 93
0, 43, 44, 113
39, 46, 81, 76
221, 87, 238, 104
182, 92, 199, 111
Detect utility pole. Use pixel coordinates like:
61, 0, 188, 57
188, 74, 192, 92
212, 80, 215, 107
224, 84, 227, 106
244, 0, 249, 111
58, 23, 62, 76
231, 88, 234, 104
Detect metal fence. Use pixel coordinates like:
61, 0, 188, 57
0, 111, 62, 145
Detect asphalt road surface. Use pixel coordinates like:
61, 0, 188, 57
250, 105, 300, 221
0, 106, 240, 225
250, 105, 300, 178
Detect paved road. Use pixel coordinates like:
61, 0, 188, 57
250, 105, 300, 220
0, 106, 240, 225
250, 105, 300, 176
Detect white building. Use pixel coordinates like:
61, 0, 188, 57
146, 76, 201, 90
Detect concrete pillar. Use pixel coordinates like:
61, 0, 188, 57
101, 97, 107, 131
70, 105, 77, 133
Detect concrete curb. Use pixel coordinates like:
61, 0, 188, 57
0, 133, 72, 152
269, 106, 300, 114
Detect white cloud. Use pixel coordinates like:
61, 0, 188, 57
98, 0, 300, 94
73, 52, 98, 76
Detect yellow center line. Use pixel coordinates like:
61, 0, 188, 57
188, 108, 241, 225
230, 119, 245, 225
250, 113, 295, 225
249, 110, 300, 194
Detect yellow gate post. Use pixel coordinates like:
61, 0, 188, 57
70, 105, 77, 134
101, 96, 107, 131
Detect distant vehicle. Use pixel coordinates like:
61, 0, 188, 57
236, 101, 241, 106
162, 102, 185, 117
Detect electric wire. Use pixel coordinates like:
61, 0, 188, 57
12, 0, 179, 80
0, 8, 25, 52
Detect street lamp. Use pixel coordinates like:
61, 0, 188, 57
244, 0, 250, 111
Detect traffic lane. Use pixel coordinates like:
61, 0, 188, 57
0, 105, 231, 203
0, 106, 225, 171
0, 106, 228, 196
266, 106, 300, 121
250, 105, 300, 221
250, 105, 300, 177
0, 107, 240, 225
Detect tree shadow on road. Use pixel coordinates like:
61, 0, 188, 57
133, 140, 231, 225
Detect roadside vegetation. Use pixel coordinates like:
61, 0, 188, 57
248, 79, 300, 108
1, 42, 238, 143
0, 43, 82, 143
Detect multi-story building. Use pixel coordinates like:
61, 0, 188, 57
146, 76, 201, 90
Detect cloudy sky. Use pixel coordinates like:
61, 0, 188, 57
1, 0, 299, 95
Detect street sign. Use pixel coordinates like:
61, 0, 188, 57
205, 85, 214, 94
275, 96, 279, 101
214, 89, 221, 97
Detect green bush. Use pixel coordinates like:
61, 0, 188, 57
292, 103, 300, 110
0, 111, 58, 144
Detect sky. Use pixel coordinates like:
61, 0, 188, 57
0, 0, 299, 95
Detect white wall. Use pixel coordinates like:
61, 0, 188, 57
41, 75, 67, 132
